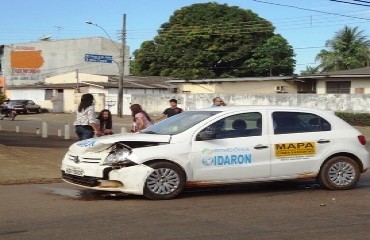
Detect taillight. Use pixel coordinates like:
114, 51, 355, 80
358, 135, 366, 145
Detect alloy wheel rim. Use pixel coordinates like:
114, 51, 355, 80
147, 168, 180, 195
328, 161, 355, 186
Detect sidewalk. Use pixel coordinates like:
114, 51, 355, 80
0, 113, 134, 185
0, 131, 75, 184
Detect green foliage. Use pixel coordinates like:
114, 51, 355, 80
0, 94, 6, 104
300, 66, 319, 76
336, 112, 370, 126
245, 34, 296, 76
316, 26, 370, 72
133, 3, 295, 79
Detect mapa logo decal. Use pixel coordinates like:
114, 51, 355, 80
77, 139, 97, 147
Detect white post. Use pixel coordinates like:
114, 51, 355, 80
36, 128, 40, 135
64, 124, 70, 139
42, 122, 48, 138
57, 129, 62, 137
16, 126, 20, 133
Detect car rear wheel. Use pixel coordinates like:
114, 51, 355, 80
144, 161, 185, 200
319, 156, 360, 190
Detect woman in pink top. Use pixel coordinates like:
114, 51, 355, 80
130, 104, 153, 132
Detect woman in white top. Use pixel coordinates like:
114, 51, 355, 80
73, 94, 102, 140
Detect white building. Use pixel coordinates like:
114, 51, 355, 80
1, 37, 130, 86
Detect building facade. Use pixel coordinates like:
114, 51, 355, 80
299, 67, 370, 94
1, 37, 129, 87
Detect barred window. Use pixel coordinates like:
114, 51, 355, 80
326, 81, 351, 93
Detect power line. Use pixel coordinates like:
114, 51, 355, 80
328, 0, 370, 7
252, 0, 370, 21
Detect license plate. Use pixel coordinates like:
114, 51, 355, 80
65, 166, 84, 176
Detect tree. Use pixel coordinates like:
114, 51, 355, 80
245, 34, 295, 76
300, 66, 319, 76
0, 94, 6, 105
316, 26, 370, 72
133, 3, 295, 79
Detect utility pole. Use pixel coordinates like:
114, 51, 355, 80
75, 69, 80, 93
117, 14, 126, 118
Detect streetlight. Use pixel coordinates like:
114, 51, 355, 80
85, 15, 126, 118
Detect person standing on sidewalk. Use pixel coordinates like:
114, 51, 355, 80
74, 94, 102, 140
155, 98, 183, 122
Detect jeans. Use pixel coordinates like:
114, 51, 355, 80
75, 125, 94, 140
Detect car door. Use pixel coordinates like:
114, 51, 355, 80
27, 100, 36, 111
190, 111, 271, 182
269, 111, 334, 178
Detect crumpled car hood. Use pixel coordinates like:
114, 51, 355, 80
69, 133, 171, 154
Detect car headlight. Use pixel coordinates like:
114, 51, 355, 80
103, 147, 133, 166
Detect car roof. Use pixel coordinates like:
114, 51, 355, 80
192, 105, 334, 114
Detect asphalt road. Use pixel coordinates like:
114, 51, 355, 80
1, 179, 370, 240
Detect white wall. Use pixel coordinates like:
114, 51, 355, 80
3, 37, 129, 86
6, 89, 44, 102
131, 93, 370, 114
6, 89, 370, 114
177, 80, 297, 94
45, 72, 108, 84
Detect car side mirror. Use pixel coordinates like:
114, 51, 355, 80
196, 131, 216, 141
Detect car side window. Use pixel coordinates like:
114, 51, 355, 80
273, 111, 331, 135
199, 112, 262, 140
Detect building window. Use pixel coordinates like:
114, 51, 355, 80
355, 88, 364, 94
45, 89, 53, 100
326, 81, 351, 93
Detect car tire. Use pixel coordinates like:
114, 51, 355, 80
37, 108, 41, 113
318, 156, 360, 190
143, 161, 186, 200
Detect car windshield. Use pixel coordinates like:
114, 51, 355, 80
9, 100, 26, 104
142, 111, 221, 135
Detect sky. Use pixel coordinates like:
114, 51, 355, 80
1, 0, 370, 74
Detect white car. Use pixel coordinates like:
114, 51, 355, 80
61, 106, 370, 200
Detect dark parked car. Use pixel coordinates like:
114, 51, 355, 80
7, 100, 42, 114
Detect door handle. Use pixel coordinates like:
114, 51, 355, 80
254, 144, 269, 149
317, 139, 330, 144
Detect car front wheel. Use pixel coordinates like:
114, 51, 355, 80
319, 156, 360, 190
144, 161, 186, 200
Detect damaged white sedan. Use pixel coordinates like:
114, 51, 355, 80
61, 106, 370, 200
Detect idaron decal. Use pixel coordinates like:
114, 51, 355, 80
77, 139, 97, 147
201, 147, 252, 167
275, 142, 316, 157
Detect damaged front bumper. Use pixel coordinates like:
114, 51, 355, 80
61, 158, 154, 195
